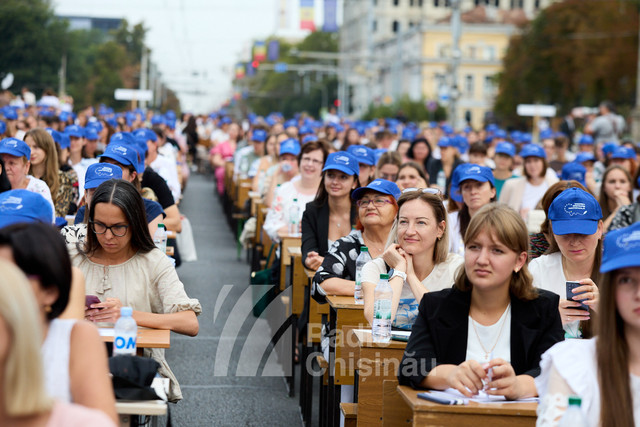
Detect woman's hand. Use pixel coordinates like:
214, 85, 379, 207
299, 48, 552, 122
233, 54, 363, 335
305, 251, 324, 271
85, 297, 123, 323
570, 278, 599, 313
613, 189, 632, 208
558, 299, 590, 325
484, 359, 522, 400
446, 360, 487, 397
404, 251, 416, 281
383, 244, 407, 272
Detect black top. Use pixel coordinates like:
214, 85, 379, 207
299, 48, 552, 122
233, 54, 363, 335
398, 287, 563, 389
426, 157, 464, 198
141, 167, 175, 209
313, 230, 364, 292
301, 201, 358, 268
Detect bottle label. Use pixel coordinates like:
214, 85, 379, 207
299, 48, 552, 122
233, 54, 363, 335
374, 299, 391, 319
114, 334, 137, 354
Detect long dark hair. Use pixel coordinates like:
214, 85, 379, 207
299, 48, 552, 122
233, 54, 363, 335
406, 138, 432, 171
458, 180, 497, 240
0, 156, 10, 193
0, 223, 71, 321
80, 179, 155, 257
599, 165, 633, 219
314, 170, 360, 207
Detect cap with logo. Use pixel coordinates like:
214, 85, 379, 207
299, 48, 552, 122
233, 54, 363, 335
437, 137, 454, 148
0, 137, 30, 159
449, 163, 473, 203
302, 134, 318, 144
99, 143, 138, 168
611, 146, 637, 160
109, 132, 136, 146
561, 162, 587, 186
602, 143, 617, 155
600, 222, 640, 273
548, 187, 602, 235
252, 129, 268, 143
322, 151, 359, 176
457, 164, 495, 186
0, 189, 53, 229
84, 128, 99, 141
351, 178, 401, 201
578, 135, 594, 146
575, 152, 596, 164
374, 148, 388, 164
64, 125, 85, 138
347, 145, 375, 166
495, 142, 516, 158
84, 163, 123, 189
279, 138, 301, 157
519, 144, 546, 159
133, 128, 157, 142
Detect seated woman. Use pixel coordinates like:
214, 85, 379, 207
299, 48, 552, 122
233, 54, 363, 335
398, 203, 564, 399
301, 151, 360, 270
0, 259, 116, 427
362, 188, 463, 330
598, 165, 633, 230
70, 179, 201, 402
395, 161, 428, 191
529, 187, 602, 339
375, 151, 402, 182
448, 165, 496, 256
347, 144, 376, 186
0, 222, 117, 423
314, 179, 399, 296
536, 222, 640, 424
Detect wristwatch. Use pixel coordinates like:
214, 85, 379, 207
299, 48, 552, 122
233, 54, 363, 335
390, 269, 407, 282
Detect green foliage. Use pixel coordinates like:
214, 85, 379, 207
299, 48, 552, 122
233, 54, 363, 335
362, 95, 447, 122
495, 0, 639, 126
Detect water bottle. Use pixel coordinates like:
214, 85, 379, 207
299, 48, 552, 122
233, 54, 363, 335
113, 307, 137, 356
153, 223, 167, 254
559, 396, 588, 426
436, 170, 447, 192
354, 246, 371, 305
289, 199, 301, 236
372, 273, 393, 343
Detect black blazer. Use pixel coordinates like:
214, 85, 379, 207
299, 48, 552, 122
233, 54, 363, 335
398, 287, 563, 389
301, 201, 358, 268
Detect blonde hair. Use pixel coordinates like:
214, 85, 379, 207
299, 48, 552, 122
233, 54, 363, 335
454, 203, 537, 300
0, 259, 53, 416
26, 128, 60, 197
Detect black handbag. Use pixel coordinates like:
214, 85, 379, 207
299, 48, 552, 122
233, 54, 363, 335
109, 355, 161, 401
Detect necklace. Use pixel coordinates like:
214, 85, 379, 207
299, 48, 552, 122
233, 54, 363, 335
470, 304, 511, 360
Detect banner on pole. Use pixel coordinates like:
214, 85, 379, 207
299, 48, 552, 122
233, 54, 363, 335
253, 41, 266, 62
322, 0, 338, 32
235, 63, 246, 80
300, 0, 316, 31
267, 40, 280, 62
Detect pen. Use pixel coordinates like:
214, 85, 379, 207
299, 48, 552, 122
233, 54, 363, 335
417, 392, 466, 405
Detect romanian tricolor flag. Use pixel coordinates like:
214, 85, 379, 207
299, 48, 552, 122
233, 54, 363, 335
253, 41, 267, 62
300, 0, 315, 31
235, 63, 246, 80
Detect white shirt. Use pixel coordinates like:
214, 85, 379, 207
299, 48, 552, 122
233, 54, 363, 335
150, 155, 182, 202
41, 318, 76, 402
448, 211, 464, 256
26, 175, 55, 221
466, 304, 511, 365
263, 180, 316, 243
521, 181, 549, 212
529, 252, 581, 338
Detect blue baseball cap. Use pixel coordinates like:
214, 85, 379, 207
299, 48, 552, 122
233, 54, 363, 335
65, 125, 85, 138
437, 137, 454, 148
561, 162, 587, 186
252, 129, 268, 143
302, 134, 318, 144
575, 152, 596, 164
133, 128, 157, 143
299, 125, 313, 135
347, 145, 376, 166
548, 187, 602, 235
602, 143, 617, 155
84, 128, 99, 141
60, 133, 70, 150
457, 164, 495, 186
612, 146, 637, 160
0, 121, 5, 135
578, 135, 594, 146
99, 143, 138, 168
323, 151, 359, 176
494, 129, 507, 139
84, 163, 123, 189
374, 148, 388, 163
519, 144, 546, 159
109, 132, 136, 146
0, 190, 53, 229
351, 178, 401, 201
2, 107, 17, 121
0, 137, 30, 159
151, 115, 165, 126
495, 142, 516, 158
454, 135, 469, 154
450, 163, 473, 203
601, 222, 640, 273
279, 138, 301, 157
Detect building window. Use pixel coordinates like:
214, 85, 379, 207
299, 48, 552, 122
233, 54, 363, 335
393, 0, 400, 5
418, 0, 423, 5
434, 0, 439, 6
410, 0, 414, 5
392, 20, 400, 33
464, 75, 474, 96
438, 44, 450, 58
468, 45, 476, 59
484, 75, 496, 96
534, 0, 540, 8
494, 0, 500, 6
484, 46, 496, 60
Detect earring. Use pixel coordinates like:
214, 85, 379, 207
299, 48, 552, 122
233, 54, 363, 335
44, 305, 52, 313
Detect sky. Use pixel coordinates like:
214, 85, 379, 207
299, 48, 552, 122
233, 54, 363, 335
52, 0, 314, 113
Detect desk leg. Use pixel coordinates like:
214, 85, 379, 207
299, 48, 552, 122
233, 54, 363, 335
287, 314, 296, 398
328, 306, 340, 427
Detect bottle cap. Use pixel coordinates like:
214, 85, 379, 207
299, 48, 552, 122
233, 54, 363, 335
567, 396, 581, 406
360, 246, 368, 251
380, 273, 389, 280
293, 198, 298, 202
158, 223, 165, 229
120, 307, 133, 317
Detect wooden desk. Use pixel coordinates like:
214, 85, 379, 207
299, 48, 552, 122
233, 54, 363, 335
393, 385, 537, 427
278, 231, 301, 291
354, 330, 407, 427
100, 327, 171, 349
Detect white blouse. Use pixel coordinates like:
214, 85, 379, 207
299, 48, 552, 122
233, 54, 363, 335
465, 304, 511, 365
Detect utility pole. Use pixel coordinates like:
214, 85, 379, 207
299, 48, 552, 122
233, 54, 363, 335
58, 54, 67, 97
450, 0, 462, 130
140, 46, 149, 109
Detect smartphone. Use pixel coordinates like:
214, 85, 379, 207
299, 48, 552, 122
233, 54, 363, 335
566, 281, 589, 311
85, 295, 103, 309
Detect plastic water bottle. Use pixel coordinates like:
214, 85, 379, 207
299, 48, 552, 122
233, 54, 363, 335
113, 307, 137, 356
372, 273, 393, 343
289, 199, 301, 236
153, 223, 167, 254
436, 170, 447, 192
354, 246, 371, 305
559, 396, 588, 426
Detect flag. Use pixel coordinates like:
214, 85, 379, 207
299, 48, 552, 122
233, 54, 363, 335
235, 63, 245, 80
267, 40, 280, 62
322, 0, 338, 32
246, 62, 256, 77
253, 41, 266, 62
300, 0, 315, 31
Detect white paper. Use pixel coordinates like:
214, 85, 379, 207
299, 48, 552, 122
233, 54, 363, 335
428, 389, 538, 404
98, 328, 115, 337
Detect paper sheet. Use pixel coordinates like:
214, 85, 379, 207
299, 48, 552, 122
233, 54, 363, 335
427, 389, 538, 404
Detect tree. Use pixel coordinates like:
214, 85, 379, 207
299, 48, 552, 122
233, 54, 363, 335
494, 0, 639, 126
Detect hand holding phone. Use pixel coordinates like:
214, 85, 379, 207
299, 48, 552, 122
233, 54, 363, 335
85, 295, 103, 309
566, 281, 589, 311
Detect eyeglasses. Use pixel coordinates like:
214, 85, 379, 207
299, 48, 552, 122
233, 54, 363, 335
356, 198, 393, 208
401, 187, 442, 196
300, 157, 323, 166
379, 173, 397, 181
90, 220, 129, 237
